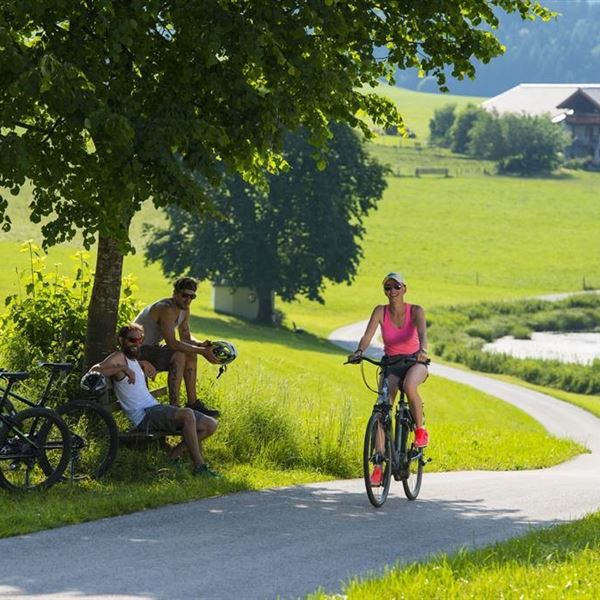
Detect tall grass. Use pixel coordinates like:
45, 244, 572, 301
205, 370, 360, 477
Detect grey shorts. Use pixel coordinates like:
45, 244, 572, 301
139, 345, 175, 372
137, 405, 206, 434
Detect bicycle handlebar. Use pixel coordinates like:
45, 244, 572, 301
344, 355, 430, 367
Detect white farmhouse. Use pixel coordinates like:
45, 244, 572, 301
483, 84, 600, 164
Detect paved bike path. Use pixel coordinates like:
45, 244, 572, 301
0, 324, 599, 599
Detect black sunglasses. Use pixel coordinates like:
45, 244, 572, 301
383, 283, 403, 291
180, 292, 197, 300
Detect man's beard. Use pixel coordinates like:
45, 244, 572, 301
123, 345, 139, 359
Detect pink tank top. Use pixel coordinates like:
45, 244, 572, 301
381, 304, 420, 356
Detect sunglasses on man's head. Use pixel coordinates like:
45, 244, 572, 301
180, 292, 197, 300
383, 283, 403, 291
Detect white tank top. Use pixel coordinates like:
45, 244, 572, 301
134, 301, 186, 346
112, 358, 159, 426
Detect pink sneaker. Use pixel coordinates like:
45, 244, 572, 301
414, 427, 429, 448
370, 465, 383, 486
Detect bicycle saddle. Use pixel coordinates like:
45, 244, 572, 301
39, 362, 73, 372
0, 371, 29, 382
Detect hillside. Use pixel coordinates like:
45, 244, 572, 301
394, 0, 600, 97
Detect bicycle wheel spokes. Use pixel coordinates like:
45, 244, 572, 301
401, 427, 424, 501
58, 400, 119, 481
363, 412, 392, 508
0, 408, 71, 491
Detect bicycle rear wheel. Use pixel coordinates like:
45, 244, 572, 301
401, 425, 424, 500
0, 407, 71, 491
363, 411, 392, 508
58, 400, 119, 480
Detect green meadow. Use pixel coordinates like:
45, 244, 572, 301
0, 86, 598, 535
370, 84, 485, 139
286, 171, 600, 337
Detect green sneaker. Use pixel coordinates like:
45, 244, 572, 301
192, 464, 221, 478
169, 457, 184, 471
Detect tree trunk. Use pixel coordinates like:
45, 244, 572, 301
83, 233, 124, 369
256, 290, 274, 325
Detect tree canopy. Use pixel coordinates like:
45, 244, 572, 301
145, 125, 386, 323
0, 0, 553, 363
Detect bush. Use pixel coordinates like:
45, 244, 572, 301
467, 110, 505, 160
451, 109, 571, 175
563, 157, 592, 171
449, 104, 486, 154
0, 241, 140, 395
510, 324, 531, 339
429, 104, 456, 147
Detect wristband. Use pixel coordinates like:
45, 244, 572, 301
419, 348, 428, 354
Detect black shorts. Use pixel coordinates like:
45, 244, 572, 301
139, 345, 174, 372
136, 405, 207, 434
386, 353, 426, 384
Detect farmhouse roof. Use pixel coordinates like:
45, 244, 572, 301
557, 88, 600, 112
482, 84, 600, 119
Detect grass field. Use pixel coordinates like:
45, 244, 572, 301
7, 170, 599, 338
286, 170, 600, 337
370, 84, 485, 140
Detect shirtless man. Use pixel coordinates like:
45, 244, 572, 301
134, 277, 220, 417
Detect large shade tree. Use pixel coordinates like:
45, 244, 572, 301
145, 124, 386, 324
0, 1, 553, 365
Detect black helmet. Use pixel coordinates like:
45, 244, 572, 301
80, 371, 107, 396
211, 341, 237, 365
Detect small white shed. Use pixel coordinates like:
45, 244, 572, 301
212, 283, 272, 320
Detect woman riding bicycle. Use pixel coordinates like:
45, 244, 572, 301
348, 272, 430, 449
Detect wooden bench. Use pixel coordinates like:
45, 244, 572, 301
415, 167, 450, 177
103, 386, 175, 445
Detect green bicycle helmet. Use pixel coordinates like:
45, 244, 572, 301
211, 341, 237, 365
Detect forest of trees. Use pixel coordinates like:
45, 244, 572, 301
393, 0, 600, 97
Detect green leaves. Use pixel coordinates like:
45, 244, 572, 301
0, 0, 552, 249
0, 241, 140, 379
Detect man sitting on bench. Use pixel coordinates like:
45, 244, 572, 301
88, 323, 219, 477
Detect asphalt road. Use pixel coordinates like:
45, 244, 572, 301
0, 322, 598, 600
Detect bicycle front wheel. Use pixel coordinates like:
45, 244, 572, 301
401, 426, 424, 501
363, 411, 392, 508
0, 407, 71, 491
58, 400, 119, 480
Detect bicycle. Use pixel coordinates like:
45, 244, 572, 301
0, 370, 71, 491
348, 354, 429, 507
0, 363, 119, 481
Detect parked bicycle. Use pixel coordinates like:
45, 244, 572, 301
0, 363, 118, 482
0, 370, 71, 491
347, 354, 430, 507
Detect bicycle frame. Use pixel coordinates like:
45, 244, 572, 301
0, 364, 71, 412
371, 358, 418, 478
0, 380, 44, 452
